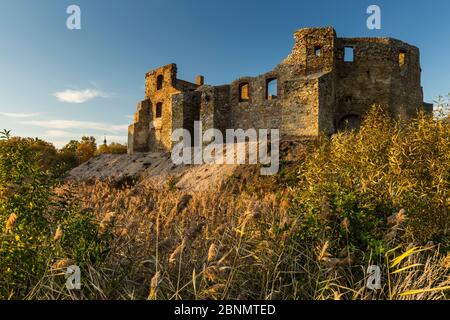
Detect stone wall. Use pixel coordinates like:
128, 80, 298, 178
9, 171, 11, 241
280, 75, 321, 137
230, 70, 282, 132
282, 27, 336, 76
172, 91, 201, 147
128, 99, 151, 153
128, 27, 430, 155
333, 37, 425, 129
128, 63, 200, 153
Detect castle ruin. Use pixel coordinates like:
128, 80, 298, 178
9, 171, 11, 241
128, 27, 432, 154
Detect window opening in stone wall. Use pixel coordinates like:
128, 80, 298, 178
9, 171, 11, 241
344, 47, 354, 62
266, 78, 278, 100
239, 83, 249, 102
314, 46, 322, 57
399, 50, 407, 69
156, 75, 163, 90
156, 102, 162, 118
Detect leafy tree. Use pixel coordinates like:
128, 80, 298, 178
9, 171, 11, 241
56, 149, 80, 174
76, 136, 97, 163
108, 142, 127, 154
61, 140, 80, 153
97, 143, 109, 155
97, 142, 127, 155
0, 137, 78, 178
29, 139, 59, 173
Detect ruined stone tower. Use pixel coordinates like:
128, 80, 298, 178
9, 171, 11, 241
128, 27, 431, 154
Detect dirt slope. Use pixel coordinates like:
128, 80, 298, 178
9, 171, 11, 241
66, 152, 239, 191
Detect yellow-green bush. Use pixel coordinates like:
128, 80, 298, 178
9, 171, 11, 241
97, 142, 127, 155
293, 106, 450, 259
0, 136, 108, 299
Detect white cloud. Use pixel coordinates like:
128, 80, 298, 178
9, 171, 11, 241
22, 119, 129, 133
0, 112, 40, 118
53, 89, 107, 104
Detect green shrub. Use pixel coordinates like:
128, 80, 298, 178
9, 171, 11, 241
0, 136, 108, 299
97, 142, 127, 155
291, 106, 450, 262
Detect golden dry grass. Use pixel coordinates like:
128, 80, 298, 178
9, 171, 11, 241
31, 178, 446, 300
3, 106, 449, 300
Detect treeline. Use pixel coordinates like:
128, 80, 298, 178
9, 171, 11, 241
0, 131, 127, 178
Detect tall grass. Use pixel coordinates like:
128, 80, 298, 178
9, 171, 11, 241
1, 106, 449, 300
45, 178, 447, 300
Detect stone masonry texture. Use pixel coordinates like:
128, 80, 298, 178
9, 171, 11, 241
128, 27, 432, 154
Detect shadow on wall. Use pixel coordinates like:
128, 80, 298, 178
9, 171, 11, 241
337, 114, 361, 132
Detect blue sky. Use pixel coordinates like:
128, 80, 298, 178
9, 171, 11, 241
0, 0, 449, 147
